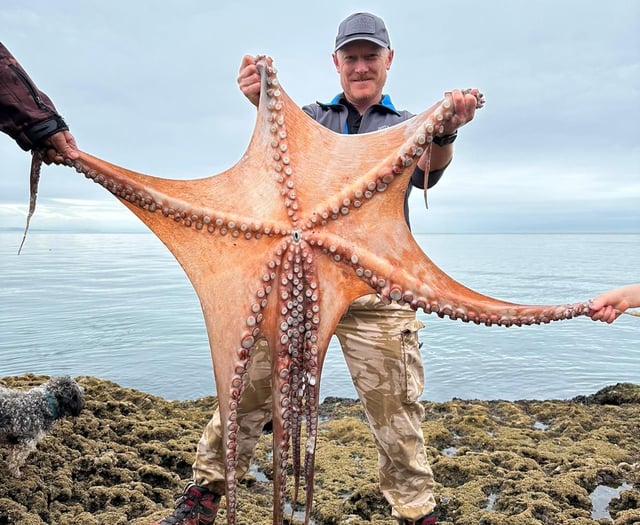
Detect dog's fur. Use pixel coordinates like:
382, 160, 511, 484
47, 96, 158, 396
0, 376, 85, 477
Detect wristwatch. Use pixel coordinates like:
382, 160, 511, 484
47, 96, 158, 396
432, 130, 458, 146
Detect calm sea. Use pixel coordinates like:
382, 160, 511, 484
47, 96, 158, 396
1, 231, 638, 402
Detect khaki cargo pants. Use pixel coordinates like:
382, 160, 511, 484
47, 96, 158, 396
192, 294, 436, 520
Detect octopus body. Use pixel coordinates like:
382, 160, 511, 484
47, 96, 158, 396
58, 58, 589, 524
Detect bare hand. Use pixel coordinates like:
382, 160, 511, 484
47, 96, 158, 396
441, 89, 483, 135
42, 130, 79, 164
588, 303, 619, 323
237, 55, 266, 108
588, 284, 640, 323
417, 88, 483, 172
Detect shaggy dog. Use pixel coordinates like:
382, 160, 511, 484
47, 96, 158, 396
0, 376, 85, 477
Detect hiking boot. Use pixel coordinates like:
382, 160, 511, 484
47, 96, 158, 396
398, 510, 438, 525
151, 483, 220, 525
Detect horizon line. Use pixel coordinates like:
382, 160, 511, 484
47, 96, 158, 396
1, 227, 638, 235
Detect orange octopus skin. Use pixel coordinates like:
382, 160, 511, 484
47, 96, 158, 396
58, 57, 591, 524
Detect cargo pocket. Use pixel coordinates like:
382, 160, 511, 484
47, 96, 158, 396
400, 318, 425, 404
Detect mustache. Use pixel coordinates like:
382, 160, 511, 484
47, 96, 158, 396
351, 74, 373, 81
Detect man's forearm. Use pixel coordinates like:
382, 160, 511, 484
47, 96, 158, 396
0, 42, 68, 151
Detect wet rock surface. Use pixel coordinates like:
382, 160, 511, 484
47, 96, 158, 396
0, 375, 638, 524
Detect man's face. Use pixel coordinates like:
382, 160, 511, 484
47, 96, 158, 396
333, 40, 394, 110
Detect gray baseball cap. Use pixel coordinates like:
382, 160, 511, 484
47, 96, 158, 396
334, 12, 391, 52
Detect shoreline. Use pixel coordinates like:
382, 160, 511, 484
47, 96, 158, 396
1, 375, 639, 524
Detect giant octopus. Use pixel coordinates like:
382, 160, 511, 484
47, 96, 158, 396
24, 57, 613, 524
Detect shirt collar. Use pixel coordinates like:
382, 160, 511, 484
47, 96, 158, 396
323, 93, 401, 115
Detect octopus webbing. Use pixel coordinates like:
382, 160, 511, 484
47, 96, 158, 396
46, 57, 596, 524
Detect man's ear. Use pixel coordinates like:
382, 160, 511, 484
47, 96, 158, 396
386, 48, 394, 70
332, 52, 340, 72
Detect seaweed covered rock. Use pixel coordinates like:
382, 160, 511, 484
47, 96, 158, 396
573, 383, 640, 406
0, 375, 638, 524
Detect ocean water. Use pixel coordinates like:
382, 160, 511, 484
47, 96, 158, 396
0, 231, 638, 402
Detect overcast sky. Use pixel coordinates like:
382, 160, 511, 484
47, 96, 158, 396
1, 0, 638, 234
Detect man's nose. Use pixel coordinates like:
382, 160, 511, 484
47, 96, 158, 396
353, 58, 368, 73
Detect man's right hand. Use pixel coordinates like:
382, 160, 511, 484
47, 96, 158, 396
236, 55, 263, 108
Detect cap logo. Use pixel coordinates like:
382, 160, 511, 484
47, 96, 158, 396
344, 16, 376, 36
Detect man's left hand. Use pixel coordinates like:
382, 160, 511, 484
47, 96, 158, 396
441, 89, 483, 135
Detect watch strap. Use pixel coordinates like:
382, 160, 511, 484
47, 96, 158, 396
432, 130, 457, 147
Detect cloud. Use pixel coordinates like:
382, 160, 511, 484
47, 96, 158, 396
1, 0, 638, 233
0, 197, 144, 233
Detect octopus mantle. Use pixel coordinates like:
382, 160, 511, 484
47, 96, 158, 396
58, 58, 589, 524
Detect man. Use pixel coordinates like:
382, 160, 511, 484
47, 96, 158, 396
153, 12, 478, 525
0, 42, 79, 162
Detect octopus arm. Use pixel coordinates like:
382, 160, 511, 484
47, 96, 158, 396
317, 230, 590, 326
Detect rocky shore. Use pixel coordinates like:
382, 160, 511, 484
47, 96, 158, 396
0, 375, 638, 525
